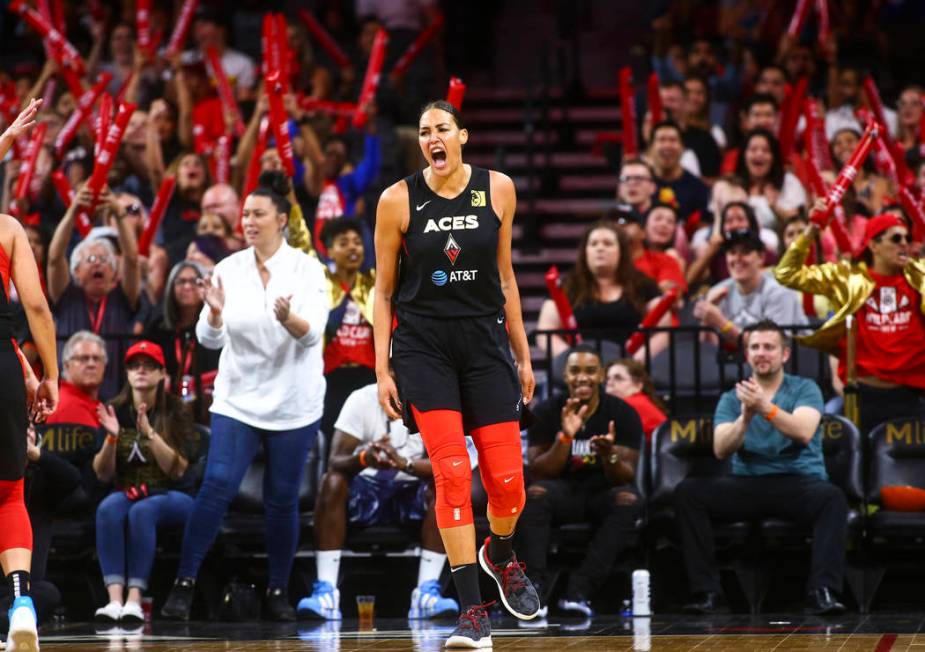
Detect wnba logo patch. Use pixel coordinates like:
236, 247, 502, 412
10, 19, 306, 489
470, 190, 486, 207
431, 270, 448, 286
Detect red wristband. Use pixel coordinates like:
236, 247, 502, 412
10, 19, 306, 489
766, 404, 780, 421
106, 434, 119, 446
557, 431, 573, 445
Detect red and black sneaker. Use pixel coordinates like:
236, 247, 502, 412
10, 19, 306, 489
445, 602, 493, 649
477, 537, 541, 620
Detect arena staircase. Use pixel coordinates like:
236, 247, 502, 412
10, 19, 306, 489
462, 85, 624, 361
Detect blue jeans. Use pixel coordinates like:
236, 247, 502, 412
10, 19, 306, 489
96, 490, 194, 590
177, 414, 319, 588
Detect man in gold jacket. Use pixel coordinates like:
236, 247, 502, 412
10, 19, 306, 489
775, 211, 925, 435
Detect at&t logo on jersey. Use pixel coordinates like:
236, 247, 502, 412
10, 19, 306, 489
423, 215, 479, 233
431, 269, 478, 286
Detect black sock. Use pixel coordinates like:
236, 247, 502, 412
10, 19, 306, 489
7, 570, 30, 598
488, 531, 514, 565
450, 563, 481, 610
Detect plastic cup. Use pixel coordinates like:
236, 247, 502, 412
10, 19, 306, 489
356, 594, 375, 627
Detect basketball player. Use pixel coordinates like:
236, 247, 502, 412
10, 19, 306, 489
374, 100, 539, 649
0, 99, 60, 652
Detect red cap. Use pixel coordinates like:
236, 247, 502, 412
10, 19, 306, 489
860, 213, 906, 253
124, 340, 165, 368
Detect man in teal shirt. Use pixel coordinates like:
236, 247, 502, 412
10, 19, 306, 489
675, 320, 847, 616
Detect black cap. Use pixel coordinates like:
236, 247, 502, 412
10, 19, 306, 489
609, 203, 643, 227
722, 228, 764, 253
194, 4, 225, 26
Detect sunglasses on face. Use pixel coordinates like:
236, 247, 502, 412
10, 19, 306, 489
127, 359, 161, 371
880, 233, 912, 245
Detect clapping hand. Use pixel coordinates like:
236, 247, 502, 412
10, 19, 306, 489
97, 404, 120, 437
590, 420, 616, 456
200, 275, 225, 316
560, 397, 589, 439
736, 378, 769, 420
136, 403, 153, 438
273, 294, 293, 325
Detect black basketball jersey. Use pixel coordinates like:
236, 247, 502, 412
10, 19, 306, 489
395, 166, 505, 317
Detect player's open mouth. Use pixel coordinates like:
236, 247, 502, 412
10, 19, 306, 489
431, 149, 447, 170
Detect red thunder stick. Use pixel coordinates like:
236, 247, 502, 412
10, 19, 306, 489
544, 266, 581, 345
11, 123, 48, 217
647, 72, 662, 124
51, 170, 74, 207
265, 71, 295, 177
803, 98, 834, 171
352, 28, 388, 129
77, 103, 137, 230
50, 0, 64, 33
779, 76, 808, 161
165, 0, 199, 59
625, 289, 678, 355
95, 93, 112, 158
815, 0, 831, 51
138, 175, 176, 256
9, 0, 85, 75
275, 13, 291, 95
787, 0, 813, 38
296, 9, 351, 71
213, 135, 230, 184
205, 46, 246, 138
897, 185, 925, 242
298, 97, 357, 118
55, 72, 113, 157
446, 77, 466, 110
242, 116, 270, 202
114, 70, 136, 106
262, 13, 280, 80
136, 0, 151, 54
619, 67, 637, 158
390, 14, 444, 78
811, 119, 878, 227
805, 156, 853, 254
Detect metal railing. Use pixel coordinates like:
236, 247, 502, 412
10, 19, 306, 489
529, 324, 834, 414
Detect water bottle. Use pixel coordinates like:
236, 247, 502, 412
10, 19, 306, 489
620, 599, 632, 618
632, 569, 651, 617
179, 374, 197, 404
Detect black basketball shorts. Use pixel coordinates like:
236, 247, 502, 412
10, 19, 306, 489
0, 343, 28, 481
391, 310, 522, 433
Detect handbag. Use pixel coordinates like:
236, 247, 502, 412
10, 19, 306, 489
219, 579, 260, 621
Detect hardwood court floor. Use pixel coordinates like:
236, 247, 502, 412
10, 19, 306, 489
22, 614, 925, 651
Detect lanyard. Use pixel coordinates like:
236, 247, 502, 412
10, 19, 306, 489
86, 294, 109, 334
174, 333, 195, 377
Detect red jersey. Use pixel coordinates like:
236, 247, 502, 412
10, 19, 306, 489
46, 380, 101, 428
323, 296, 375, 374
848, 271, 925, 389
622, 391, 667, 442
192, 97, 226, 155
634, 249, 687, 294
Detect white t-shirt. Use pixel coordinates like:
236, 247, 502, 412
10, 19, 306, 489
184, 47, 257, 93
748, 172, 807, 228
825, 103, 897, 141
335, 383, 478, 481
197, 242, 329, 429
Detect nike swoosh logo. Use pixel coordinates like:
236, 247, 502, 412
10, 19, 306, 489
497, 316, 504, 324
452, 460, 463, 467
416, 200, 432, 211
503, 476, 514, 483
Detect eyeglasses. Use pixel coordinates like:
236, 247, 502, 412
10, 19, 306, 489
175, 277, 200, 287
619, 175, 653, 184
70, 354, 105, 364
124, 203, 142, 216
879, 233, 912, 245
82, 254, 115, 266
127, 359, 161, 371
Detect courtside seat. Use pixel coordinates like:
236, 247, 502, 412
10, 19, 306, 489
853, 418, 925, 612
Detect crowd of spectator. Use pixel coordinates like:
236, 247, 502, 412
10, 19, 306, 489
0, 0, 925, 628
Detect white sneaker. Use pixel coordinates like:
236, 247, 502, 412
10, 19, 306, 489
94, 601, 122, 623
6, 597, 39, 651
119, 601, 144, 624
